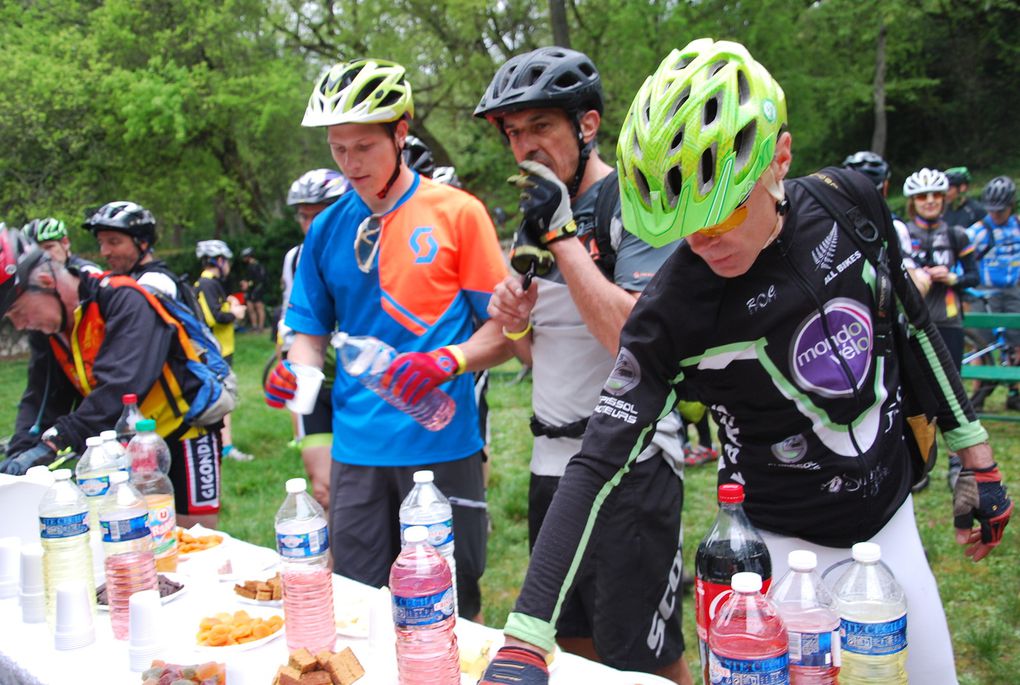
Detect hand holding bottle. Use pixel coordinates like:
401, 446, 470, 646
382, 346, 464, 405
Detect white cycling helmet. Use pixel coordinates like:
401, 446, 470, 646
432, 166, 462, 188
196, 239, 233, 260
302, 59, 413, 128
903, 168, 949, 197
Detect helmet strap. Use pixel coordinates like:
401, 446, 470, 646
569, 113, 594, 199
128, 237, 151, 274
376, 123, 405, 200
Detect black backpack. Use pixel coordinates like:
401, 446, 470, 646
591, 169, 622, 280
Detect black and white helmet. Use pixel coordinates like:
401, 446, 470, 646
903, 168, 949, 197
83, 201, 157, 246
843, 151, 891, 190
402, 135, 435, 177
432, 166, 461, 188
474, 47, 603, 120
286, 169, 350, 206
982, 176, 1017, 211
196, 239, 233, 261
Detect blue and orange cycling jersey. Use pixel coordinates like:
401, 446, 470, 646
285, 174, 507, 466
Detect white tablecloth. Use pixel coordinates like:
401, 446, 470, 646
0, 527, 671, 685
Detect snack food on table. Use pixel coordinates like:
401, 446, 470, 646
233, 572, 282, 601
459, 638, 494, 680
141, 660, 225, 684
98, 573, 183, 605
195, 609, 283, 647
272, 647, 365, 685
177, 528, 224, 555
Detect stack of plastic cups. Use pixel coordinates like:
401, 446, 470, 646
128, 590, 164, 671
0, 537, 19, 599
53, 580, 96, 650
20, 544, 46, 623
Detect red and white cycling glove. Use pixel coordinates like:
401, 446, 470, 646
381, 345, 465, 405
953, 463, 1013, 547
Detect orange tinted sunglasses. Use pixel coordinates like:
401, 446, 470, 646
698, 202, 750, 238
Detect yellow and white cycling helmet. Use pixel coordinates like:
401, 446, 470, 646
302, 58, 414, 127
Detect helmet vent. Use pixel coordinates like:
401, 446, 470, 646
733, 120, 756, 174
631, 129, 643, 161
669, 126, 685, 156
338, 65, 364, 93
673, 53, 694, 71
699, 145, 717, 195
356, 77, 384, 106
525, 67, 545, 86
708, 60, 728, 78
703, 94, 720, 127
634, 167, 652, 207
554, 72, 581, 91
668, 86, 691, 120
665, 166, 683, 207
736, 69, 750, 105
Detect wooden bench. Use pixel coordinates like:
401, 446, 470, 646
960, 311, 1020, 421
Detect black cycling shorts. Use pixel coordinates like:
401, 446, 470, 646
168, 428, 223, 516
529, 454, 685, 672
329, 452, 488, 619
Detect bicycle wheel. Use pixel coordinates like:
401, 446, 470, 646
962, 329, 997, 410
261, 349, 281, 389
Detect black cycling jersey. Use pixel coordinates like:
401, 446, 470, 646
504, 168, 987, 653
944, 197, 985, 230
905, 218, 979, 327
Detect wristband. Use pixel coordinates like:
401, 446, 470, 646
502, 322, 533, 341
446, 344, 467, 376
540, 219, 578, 245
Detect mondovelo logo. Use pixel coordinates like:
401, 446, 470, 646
790, 298, 873, 398
771, 434, 808, 463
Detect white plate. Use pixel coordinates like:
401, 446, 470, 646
215, 546, 279, 582
235, 595, 283, 609
96, 571, 188, 611
176, 529, 231, 561
193, 606, 285, 653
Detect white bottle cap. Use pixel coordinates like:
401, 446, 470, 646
731, 571, 762, 593
404, 526, 428, 544
85, 436, 104, 447
109, 470, 129, 485
100, 430, 118, 441
52, 469, 72, 482
851, 541, 881, 563
25, 465, 55, 486
286, 478, 307, 494
787, 549, 817, 572
412, 470, 434, 484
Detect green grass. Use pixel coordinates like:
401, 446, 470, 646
3, 331, 1018, 680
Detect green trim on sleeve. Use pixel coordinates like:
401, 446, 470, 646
300, 433, 333, 449
945, 423, 989, 453
504, 612, 557, 654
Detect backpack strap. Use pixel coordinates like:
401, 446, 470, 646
592, 169, 619, 280
102, 274, 203, 364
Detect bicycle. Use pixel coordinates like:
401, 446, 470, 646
962, 287, 1018, 411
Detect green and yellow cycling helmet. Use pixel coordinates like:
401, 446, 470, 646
618, 38, 787, 247
23, 217, 67, 243
302, 58, 414, 127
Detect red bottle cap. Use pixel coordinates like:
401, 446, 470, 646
718, 483, 745, 504
122, 393, 138, 404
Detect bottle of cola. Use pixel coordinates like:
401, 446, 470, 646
694, 483, 772, 685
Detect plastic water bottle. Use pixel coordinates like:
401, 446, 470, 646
709, 571, 789, 685
275, 478, 336, 654
399, 470, 458, 614
695, 484, 772, 685
115, 393, 145, 447
831, 542, 907, 684
98, 471, 157, 640
390, 525, 460, 685
38, 469, 95, 625
100, 430, 131, 472
127, 420, 178, 572
768, 551, 840, 684
76, 435, 123, 583
331, 332, 455, 431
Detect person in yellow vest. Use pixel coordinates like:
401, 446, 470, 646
194, 239, 252, 462
0, 227, 225, 528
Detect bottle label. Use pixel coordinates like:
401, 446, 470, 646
709, 651, 790, 684
695, 577, 772, 641
276, 525, 329, 558
840, 614, 907, 656
391, 587, 454, 628
39, 512, 89, 539
400, 518, 454, 549
101, 512, 150, 543
789, 629, 840, 668
148, 501, 177, 557
78, 475, 111, 498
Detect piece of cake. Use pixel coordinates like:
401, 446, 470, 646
233, 583, 257, 600
325, 647, 365, 685
277, 666, 303, 685
289, 648, 318, 674
299, 672, 332, 685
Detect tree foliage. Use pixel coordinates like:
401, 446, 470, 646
3, 0, 1019, 259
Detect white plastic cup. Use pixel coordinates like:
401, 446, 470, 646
20, 543, 45, 623
0, 537, 20, 599
286, 363, 325, 415
128, 590, 163, 671
54, 580, 95, 650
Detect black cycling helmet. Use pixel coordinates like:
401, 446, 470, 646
982, 176, 1017, 211
474, 47, 603, 120
944, 166, 972, 187
475, 47, 604, 198
0, 225, 49, 320
402, 135, 435, 178
842, 151, 891, 190
83, 201, 157, 247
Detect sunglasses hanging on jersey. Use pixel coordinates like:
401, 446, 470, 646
354, 214, 383, 273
